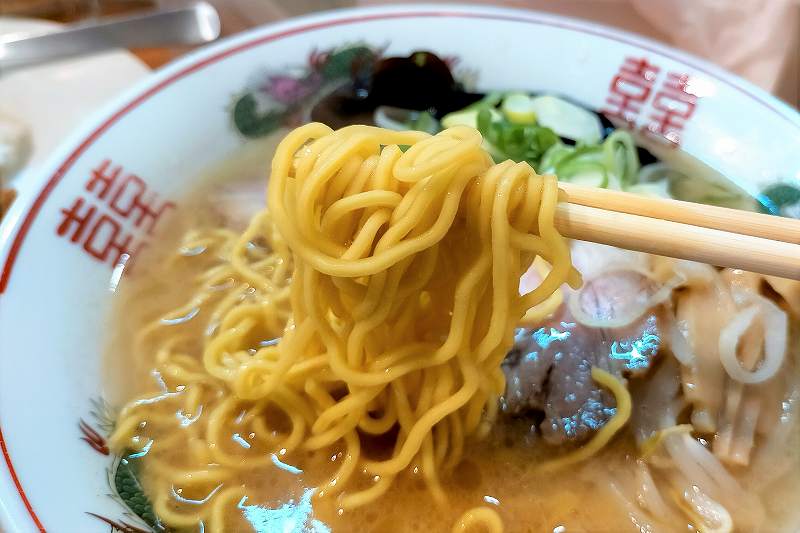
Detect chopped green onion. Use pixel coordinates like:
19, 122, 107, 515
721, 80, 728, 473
410, 111, 438, 134
603, 130, 639, 187
441, 108, 500, 129
539, 130, 640, 191
463, 92, 504, 111
476, 109, 559, 166
529, 95, 603, 143
501, 93, 537, 124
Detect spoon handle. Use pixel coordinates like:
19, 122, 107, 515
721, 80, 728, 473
0, 2, 220, 70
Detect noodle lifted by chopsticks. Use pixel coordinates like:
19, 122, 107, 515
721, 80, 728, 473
112, 123, 579, 530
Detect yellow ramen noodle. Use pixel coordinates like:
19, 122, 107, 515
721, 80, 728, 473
110, 123, 579, 531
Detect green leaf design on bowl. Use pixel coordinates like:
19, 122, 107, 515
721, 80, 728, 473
232, 94, 286, 138
115, 453, 158, 529
320, 45, 376, 79
231, 44, 380, 138
758, 183, 800, 216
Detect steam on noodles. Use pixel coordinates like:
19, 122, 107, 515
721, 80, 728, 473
110, 123, 580, 531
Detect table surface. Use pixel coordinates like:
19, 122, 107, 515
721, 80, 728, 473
2, 0, 796, 107
1, 0, 358, 69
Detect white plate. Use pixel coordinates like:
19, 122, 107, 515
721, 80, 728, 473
0, 5, 798, 532
0, 17, 150, 185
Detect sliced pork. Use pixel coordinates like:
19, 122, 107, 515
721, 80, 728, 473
502, 242, 662, 445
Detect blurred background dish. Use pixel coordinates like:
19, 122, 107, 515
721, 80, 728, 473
0, 17, 149, 186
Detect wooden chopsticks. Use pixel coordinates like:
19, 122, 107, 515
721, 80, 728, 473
555, 183, 800, 281
560, 182, 800, 245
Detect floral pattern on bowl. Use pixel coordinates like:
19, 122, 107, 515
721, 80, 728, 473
231, 43, 381, 138
79, 402, 155, 533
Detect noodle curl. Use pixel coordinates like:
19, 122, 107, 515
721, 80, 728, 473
111, 123, 578, 530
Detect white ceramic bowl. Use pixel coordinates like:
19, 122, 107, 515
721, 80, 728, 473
0, 5, 798, 532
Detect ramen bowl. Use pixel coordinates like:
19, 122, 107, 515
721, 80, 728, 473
0, 5, 798, 532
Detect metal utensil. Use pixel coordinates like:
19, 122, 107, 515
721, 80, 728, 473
0, 2, 221, 70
